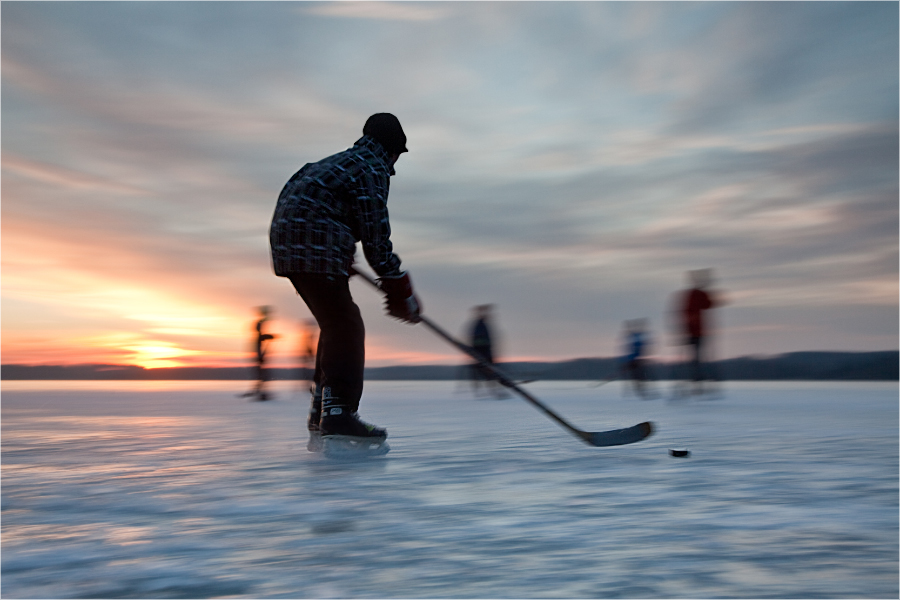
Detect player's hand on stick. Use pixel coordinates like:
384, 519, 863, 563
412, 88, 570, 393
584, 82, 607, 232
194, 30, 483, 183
379, 271, 422, 324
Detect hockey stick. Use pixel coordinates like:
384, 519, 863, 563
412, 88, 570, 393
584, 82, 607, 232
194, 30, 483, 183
590, 377, 616, 388
353, 269, 653, 447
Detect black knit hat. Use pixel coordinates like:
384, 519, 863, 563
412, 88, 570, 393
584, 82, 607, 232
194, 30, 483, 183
363, 113, 408, 154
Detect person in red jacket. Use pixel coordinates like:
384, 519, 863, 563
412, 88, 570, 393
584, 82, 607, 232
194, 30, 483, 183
678, 269, 720, 393
270, 113, 421, 452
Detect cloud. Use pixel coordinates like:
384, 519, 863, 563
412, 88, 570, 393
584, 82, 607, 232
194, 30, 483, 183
2, 153, 147, 196
658, 3, 899, 133
302, 1, 451, 22
388, 117, 898, 327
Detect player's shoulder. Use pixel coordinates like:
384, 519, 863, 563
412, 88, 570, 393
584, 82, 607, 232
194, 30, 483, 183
350, 138, 392, 173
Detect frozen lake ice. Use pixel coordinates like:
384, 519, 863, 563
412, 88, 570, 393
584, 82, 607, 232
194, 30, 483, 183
2, 380, 898, 598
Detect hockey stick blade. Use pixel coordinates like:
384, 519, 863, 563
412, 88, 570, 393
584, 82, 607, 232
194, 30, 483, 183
351, 267, 654, 448
578, 421, 654, 447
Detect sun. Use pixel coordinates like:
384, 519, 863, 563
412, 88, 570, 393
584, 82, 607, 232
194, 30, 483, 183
124, 343, 202, 369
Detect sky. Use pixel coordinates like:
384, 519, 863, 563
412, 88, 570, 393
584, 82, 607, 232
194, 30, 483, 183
2, 1, 898, 369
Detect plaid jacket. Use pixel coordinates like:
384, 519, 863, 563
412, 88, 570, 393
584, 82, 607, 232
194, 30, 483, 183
269, 136, 403, 277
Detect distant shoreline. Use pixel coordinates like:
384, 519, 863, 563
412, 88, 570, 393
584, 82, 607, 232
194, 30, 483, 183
2, 351, 896, 381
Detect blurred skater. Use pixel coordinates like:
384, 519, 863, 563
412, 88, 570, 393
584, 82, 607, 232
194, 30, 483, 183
270, 113, 420, 453
467, 304, 507, 399
673, 268, 722, 396
592, 319, 655, 397
620, 319, 654, 398
241, 305, 277, 401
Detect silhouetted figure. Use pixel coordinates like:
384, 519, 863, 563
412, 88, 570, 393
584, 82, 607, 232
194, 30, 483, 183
242, 305, 276, 401
621, 318, 654, 398
675, 268, 721, 395
467, 304, 506, 399
270, 113, 420, 453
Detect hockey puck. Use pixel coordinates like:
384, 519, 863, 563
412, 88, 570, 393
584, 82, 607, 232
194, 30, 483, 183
669, 448, 691, 458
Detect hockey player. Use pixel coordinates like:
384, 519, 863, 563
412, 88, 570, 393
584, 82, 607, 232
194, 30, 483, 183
467, 304, 506, 399
240, 305, 277, 401
675, 268, 722, 395
269, 113, 421, 453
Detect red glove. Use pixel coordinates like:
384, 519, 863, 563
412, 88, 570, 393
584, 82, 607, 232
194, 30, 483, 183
379, 272, 422, 323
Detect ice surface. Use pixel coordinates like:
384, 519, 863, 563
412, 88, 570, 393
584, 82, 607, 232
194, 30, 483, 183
2, 380, 898, 598
322, 436, 391, 458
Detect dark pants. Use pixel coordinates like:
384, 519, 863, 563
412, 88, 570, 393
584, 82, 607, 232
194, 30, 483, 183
687, 335, 706, 382
470, 346, 496, 382
625, 357, 647, 382
289, 274, 365, 412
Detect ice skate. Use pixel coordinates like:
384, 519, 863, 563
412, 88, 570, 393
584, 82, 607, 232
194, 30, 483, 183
319, 400, 389, 458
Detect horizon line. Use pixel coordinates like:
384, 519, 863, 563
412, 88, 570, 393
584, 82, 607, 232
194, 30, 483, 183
2, 348, 897, 371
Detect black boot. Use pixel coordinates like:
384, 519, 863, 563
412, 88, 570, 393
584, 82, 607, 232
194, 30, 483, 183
320, 398, 387, 441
